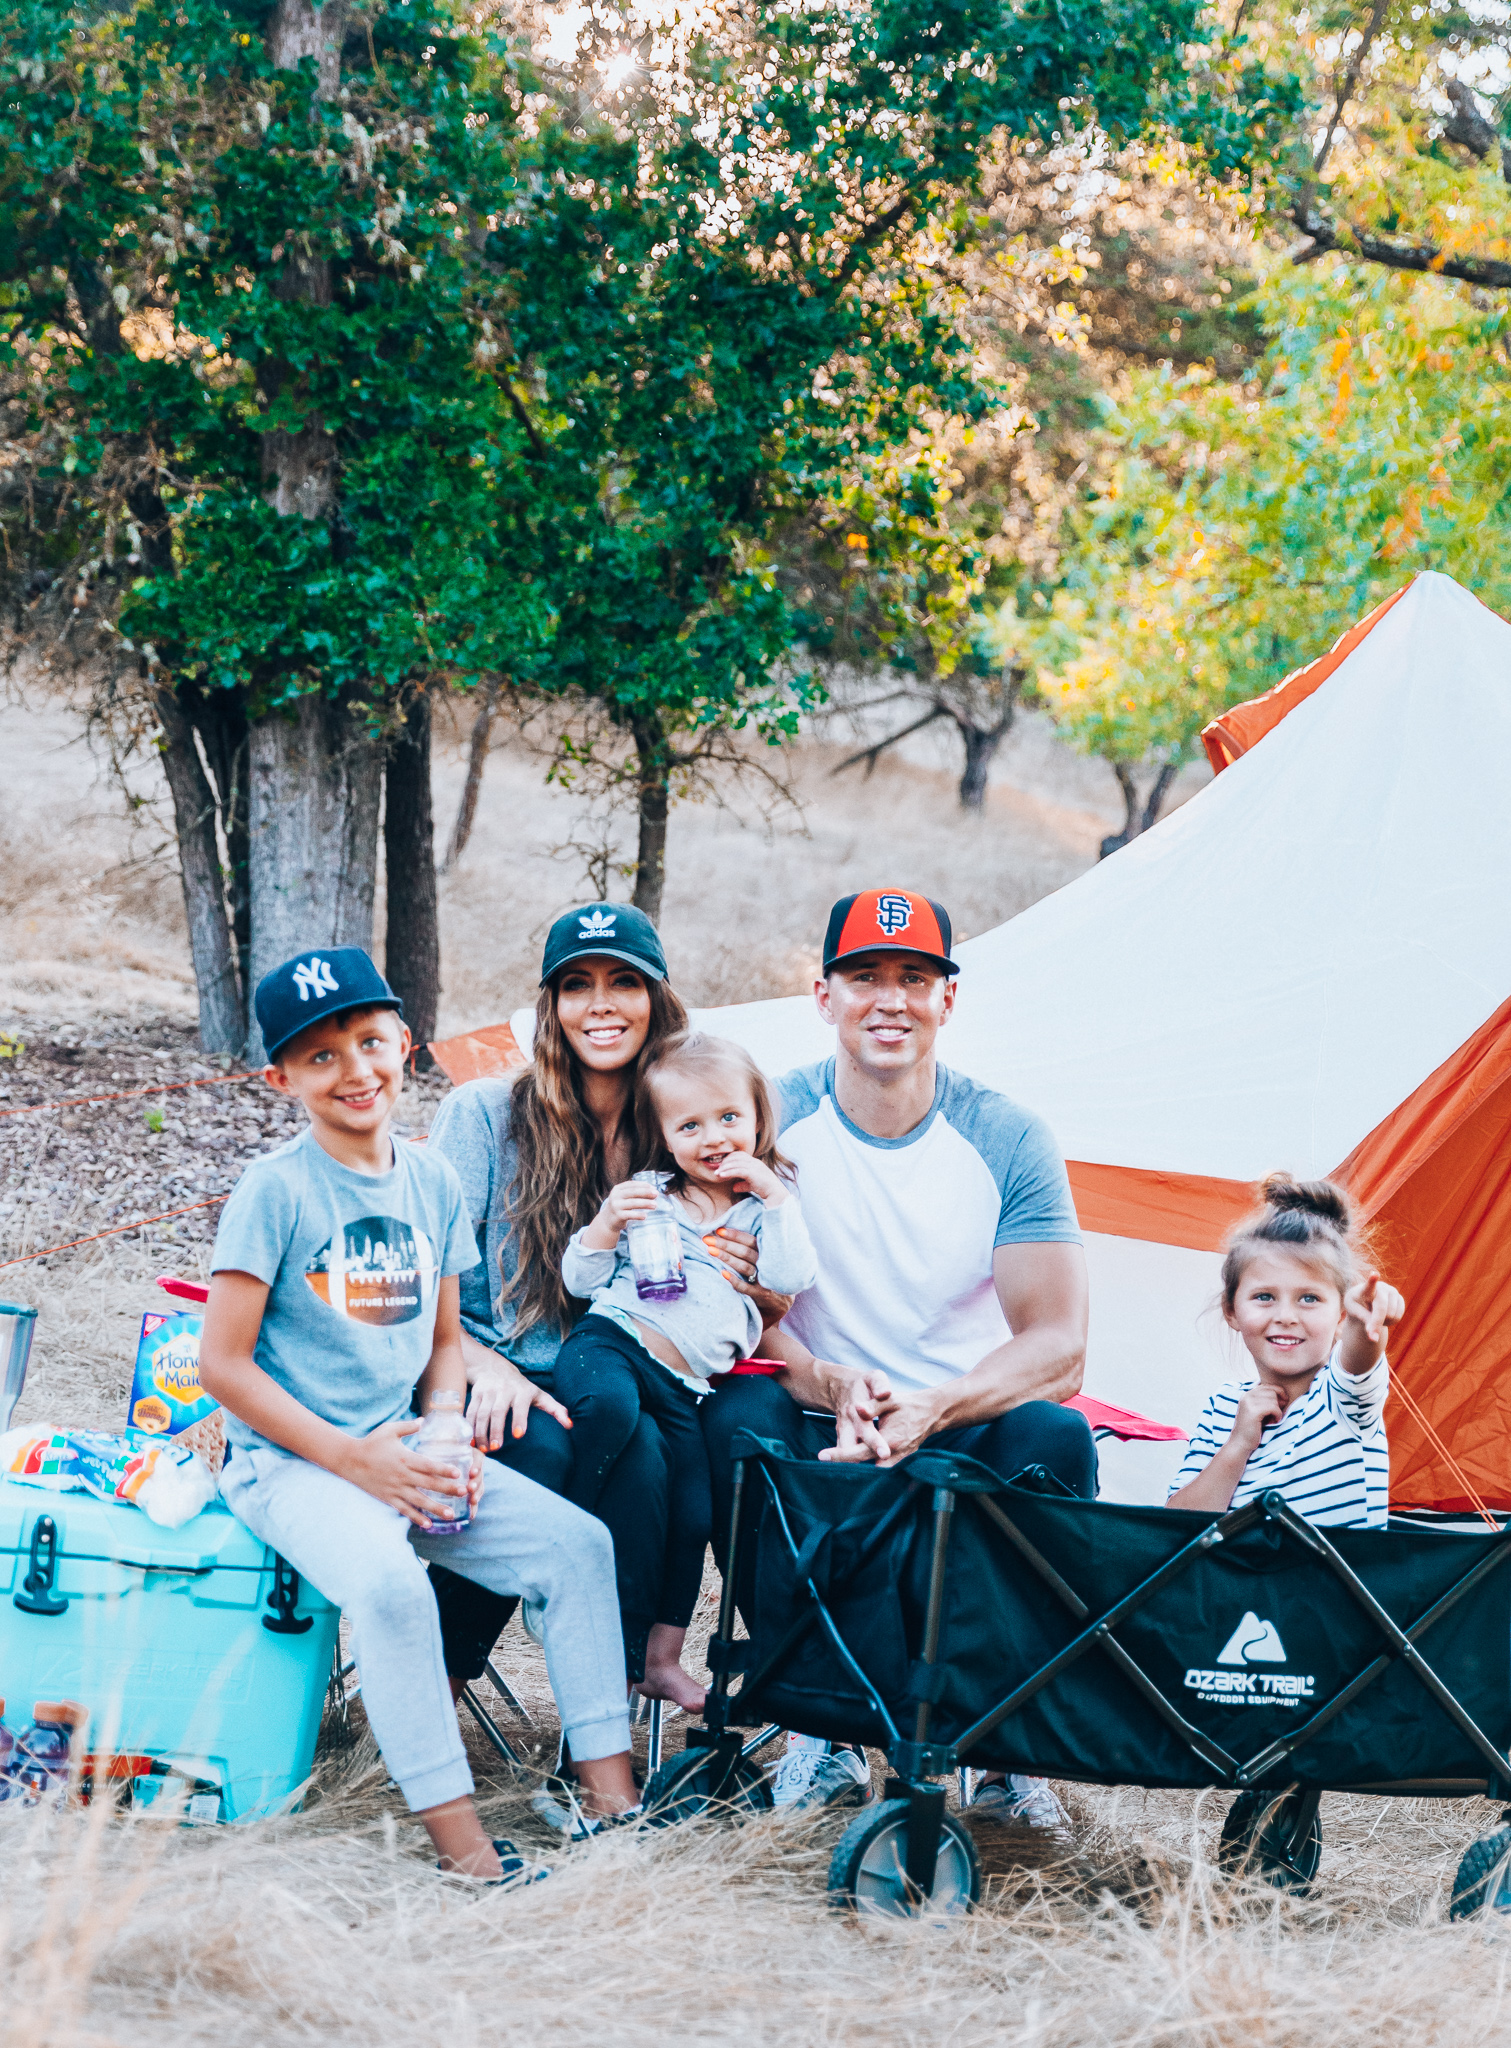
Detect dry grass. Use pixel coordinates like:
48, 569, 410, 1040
4, 686, 1508, 2046
3, 1744, 1509, 2047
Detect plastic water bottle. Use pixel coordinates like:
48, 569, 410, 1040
12, 1702, 79, 1806
410, 1390, 473, 1536
626, 1170, 687, 1302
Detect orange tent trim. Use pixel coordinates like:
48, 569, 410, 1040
1200, 582, 1411, 774
1065, 1160, 1252, 1251
427, 1021, 527, 1086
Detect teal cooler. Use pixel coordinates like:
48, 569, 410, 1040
0, 1479, 338, 1820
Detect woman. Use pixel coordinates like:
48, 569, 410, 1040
427, 903, 704, 1706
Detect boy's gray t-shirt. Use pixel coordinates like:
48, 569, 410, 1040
211, 1127, 479, 1452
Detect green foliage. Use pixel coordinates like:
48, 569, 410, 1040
2, 0, 1308, 896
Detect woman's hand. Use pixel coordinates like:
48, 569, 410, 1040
340, 1417, 467, 1527
704, 1224, 793, 1327
467, 1362, 572, 1452
1229, 1383, 1284, 1457
582, 1178, 660, 1251
714, 1151, 785, 1204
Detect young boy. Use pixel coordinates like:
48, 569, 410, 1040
200, 947, 638, 1879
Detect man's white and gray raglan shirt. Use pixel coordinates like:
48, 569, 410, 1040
774, 1059, 1082, 1393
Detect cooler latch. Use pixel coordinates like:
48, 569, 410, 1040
14, 1514, 68, 1616
262, 1552, 312, 1635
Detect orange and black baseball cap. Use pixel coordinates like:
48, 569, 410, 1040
822, 890, 958, 977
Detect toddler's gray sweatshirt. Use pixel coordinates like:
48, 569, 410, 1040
561, 1191, 817, 1388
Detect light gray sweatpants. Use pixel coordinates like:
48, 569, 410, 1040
222, 1445, 630, 1812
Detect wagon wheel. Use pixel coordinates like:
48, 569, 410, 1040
828, 1798, 981, 1919
642, 1746, 774, 1826
1219, 1788, 1322, 1891
1450, 1823, 1511, 1919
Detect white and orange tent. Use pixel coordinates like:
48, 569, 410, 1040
436, 571, 1511, 1512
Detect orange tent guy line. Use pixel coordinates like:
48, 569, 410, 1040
1389, 1376, 1499, 1529
0, 1072, 257, 1120
0, 1196, 229, 1269
1200, 582, 1411, 774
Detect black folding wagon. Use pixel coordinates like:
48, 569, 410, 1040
642, 1434, 1511, 1918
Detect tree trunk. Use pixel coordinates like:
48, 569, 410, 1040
156, 686, 245, 1056
384, 689, 440, 1056
245, 693, 382, 1059
630, 716, 670, 925
1099, 760, 1178, 859
238, 0, 370, 1064
194, 693, 251, 1006
442, 678, 499, 872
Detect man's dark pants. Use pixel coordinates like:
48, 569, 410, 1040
700, 1373, 1097, 1602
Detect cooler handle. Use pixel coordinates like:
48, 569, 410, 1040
14, 1514, 68, 1616
262, 1552, 313, 1635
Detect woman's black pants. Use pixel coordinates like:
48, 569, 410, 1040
551, 1314, 713, 1664
431, 1393, 672, 1684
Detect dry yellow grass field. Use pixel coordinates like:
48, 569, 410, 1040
3, 682, 1509, 2046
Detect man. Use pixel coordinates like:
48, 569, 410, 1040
704, 888, 1094, 1822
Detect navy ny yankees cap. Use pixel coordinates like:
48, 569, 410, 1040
823, 890, 958, 976
254, 947, 404, 1062
540, 903, 668, 986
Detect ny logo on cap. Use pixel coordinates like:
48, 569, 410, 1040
875, 893, 914, 937
293, 956, 340, 1002
578, 909, 617, 938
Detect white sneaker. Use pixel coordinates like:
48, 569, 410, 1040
966, 1775, 1071, 1838
530, 1788, 643, 1839
769, 1739, 874, 1811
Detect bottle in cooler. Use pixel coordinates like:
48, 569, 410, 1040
626, 1170, 687, 1302
409, 1389, 473, 1535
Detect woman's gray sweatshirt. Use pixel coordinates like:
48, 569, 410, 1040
561, 1191, 817, 1387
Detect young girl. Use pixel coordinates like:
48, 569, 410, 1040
1166, 1174, 1404, 1527
555, 1032, 818, 1707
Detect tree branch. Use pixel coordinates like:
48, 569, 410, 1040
1443, 78, 1511, 187
829, 705, 949, 777
1314, 0, 1389, 175
1290, 201, 1511, 290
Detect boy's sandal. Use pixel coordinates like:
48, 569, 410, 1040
437, 1836, 549, 1886
530, 1788, 644, 1841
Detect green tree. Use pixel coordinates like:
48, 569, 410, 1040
3, 0, 552, 1053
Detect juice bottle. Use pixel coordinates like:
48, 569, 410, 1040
409, 1390, 473, 1535
13, 1701, 84, 1806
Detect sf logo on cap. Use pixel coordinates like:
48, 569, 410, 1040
875, 893, 914, 937
293, 956, 340, 1002
578, 909, 617, 938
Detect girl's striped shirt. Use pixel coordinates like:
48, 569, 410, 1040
1168, 1350, 1389, 1528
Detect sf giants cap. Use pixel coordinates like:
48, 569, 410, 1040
539, 902, 668, 985
254, 947, 403, 1062
822, 890, 958, 977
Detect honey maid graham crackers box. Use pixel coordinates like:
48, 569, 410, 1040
129, 1310, 217, 1436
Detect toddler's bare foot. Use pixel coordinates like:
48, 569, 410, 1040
634, 1663, 707, 1713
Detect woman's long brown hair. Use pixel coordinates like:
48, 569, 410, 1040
499, 971, 689, 1338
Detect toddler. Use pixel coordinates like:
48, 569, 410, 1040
556, 1031, 817, 1706
1167, 1174, 1403, 1527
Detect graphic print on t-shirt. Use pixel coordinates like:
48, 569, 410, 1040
305, 1215, 438, 1325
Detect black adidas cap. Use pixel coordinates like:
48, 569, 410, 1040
254, 947, 404, 1062
539, 904, 668, 985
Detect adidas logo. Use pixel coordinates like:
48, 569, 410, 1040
1216, 1611, 1286, 1666
578, 909, 617, 938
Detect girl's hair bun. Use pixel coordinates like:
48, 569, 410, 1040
1258, 1172, 1353, 1233
1220, 1170, 1373, 1313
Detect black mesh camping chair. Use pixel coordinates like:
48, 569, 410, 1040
642, 1432, 1511, 1919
